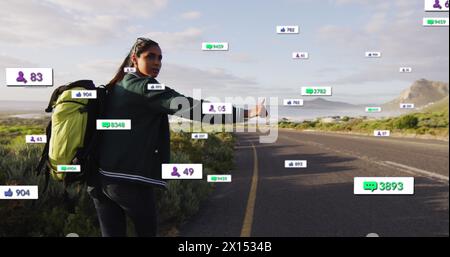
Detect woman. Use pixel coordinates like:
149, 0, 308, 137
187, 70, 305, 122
88, 37, 267, 237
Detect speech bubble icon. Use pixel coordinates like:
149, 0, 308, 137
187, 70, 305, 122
102, 122, 111, 128
211, 176, 217, 181
363, 181, 378, 192
306, 88, 314, 94
206, 44, 213, 49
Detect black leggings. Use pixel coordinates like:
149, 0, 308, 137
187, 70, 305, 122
88, 176, 157, 237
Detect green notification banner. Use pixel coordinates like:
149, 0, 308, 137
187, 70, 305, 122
301, 86, 332, 96
423, 17, 449, 26
96, 119, 131, 130
354, 177, 414, 195
201, 42, 229, 51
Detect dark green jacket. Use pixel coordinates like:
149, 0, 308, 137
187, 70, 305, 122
98, 73, 244, 188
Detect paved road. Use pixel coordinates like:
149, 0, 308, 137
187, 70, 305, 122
179, 129, 449, 237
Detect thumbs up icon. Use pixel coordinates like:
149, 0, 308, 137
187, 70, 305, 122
4, 188, 13, 197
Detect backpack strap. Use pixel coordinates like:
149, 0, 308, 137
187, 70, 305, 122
45, 86, 67, 113
44, 80, 95, 112
68, 80, 95, 89
35, 121, 52, 176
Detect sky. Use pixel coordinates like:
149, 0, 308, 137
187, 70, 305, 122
0, 0, 448, 105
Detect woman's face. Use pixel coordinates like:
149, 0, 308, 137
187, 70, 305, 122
133, 45, 162, 78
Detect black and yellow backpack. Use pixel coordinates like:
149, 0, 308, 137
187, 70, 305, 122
35, 80, 107, 191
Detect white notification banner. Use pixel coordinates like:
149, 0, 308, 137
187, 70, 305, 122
0, 186, 38, 199
25, 135, 47, 144
354, 177, 414, 195
6, 68, 53, 87
96, 119, 131, 130
57, 165, 81, 172
147, 83, 165, 90
399, 67, 413, 73
400, 103, 415, 109
365, 52, 382, 58
285, 160, 307, 168
207, 175, 232, 183
124, 67, 136, 73
192, 133, 208, 139
202, 42, 229, 51
301, 87, 332, 96
162, 164, 203, 179
423, 17, 449, 26
365, 107, 382, 113
374, 130, 390, 137
71, 90, 97, 99
424, 0, 449, 12
276, 25, 299, 34
283, 99, 304, 106
202, 103, 232, 114
292, 52, 309, 59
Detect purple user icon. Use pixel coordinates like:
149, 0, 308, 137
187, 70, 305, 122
209, 104, 215, 112
171, 166, 180, 177
16, 71, 27, 84
434, 0, 442, 9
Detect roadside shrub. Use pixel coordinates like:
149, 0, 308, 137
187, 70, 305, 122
394, 115, 419, 129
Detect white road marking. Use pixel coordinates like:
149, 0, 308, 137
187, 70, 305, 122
278, 135, 449, 184
383, 161, 449, 182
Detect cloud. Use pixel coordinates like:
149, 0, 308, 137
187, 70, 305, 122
44, 0, 168, 18
330, 57, 449, 85
0, 54, 37, 68
315, 0, 449, 85
228, 53, 257, 63
77, 59, 120, 76
142, 27, 203, 51
0, 0, 168, 47
180, 11, 201, 20
157, 63, 260, 98
364, 12, 388, 34
332, 0, 370, 5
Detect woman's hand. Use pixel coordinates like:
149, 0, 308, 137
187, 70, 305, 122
246, 99, 268, 119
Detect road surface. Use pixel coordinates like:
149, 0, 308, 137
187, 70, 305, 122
179, 129, 449, 237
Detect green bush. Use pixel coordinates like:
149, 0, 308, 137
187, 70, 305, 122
394, 115, 419, 129
0, 118, 236, 237
276, 111, 448, 137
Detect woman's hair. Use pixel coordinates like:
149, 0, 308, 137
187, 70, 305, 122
107, 38, 159, 89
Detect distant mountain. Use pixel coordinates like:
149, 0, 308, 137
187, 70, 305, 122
302, 97, 358, 109
0, 100, 47, 112
383, 79, 449, 111
421, 95, 449, 113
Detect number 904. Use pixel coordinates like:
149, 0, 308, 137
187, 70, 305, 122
16, 189, 30, 196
